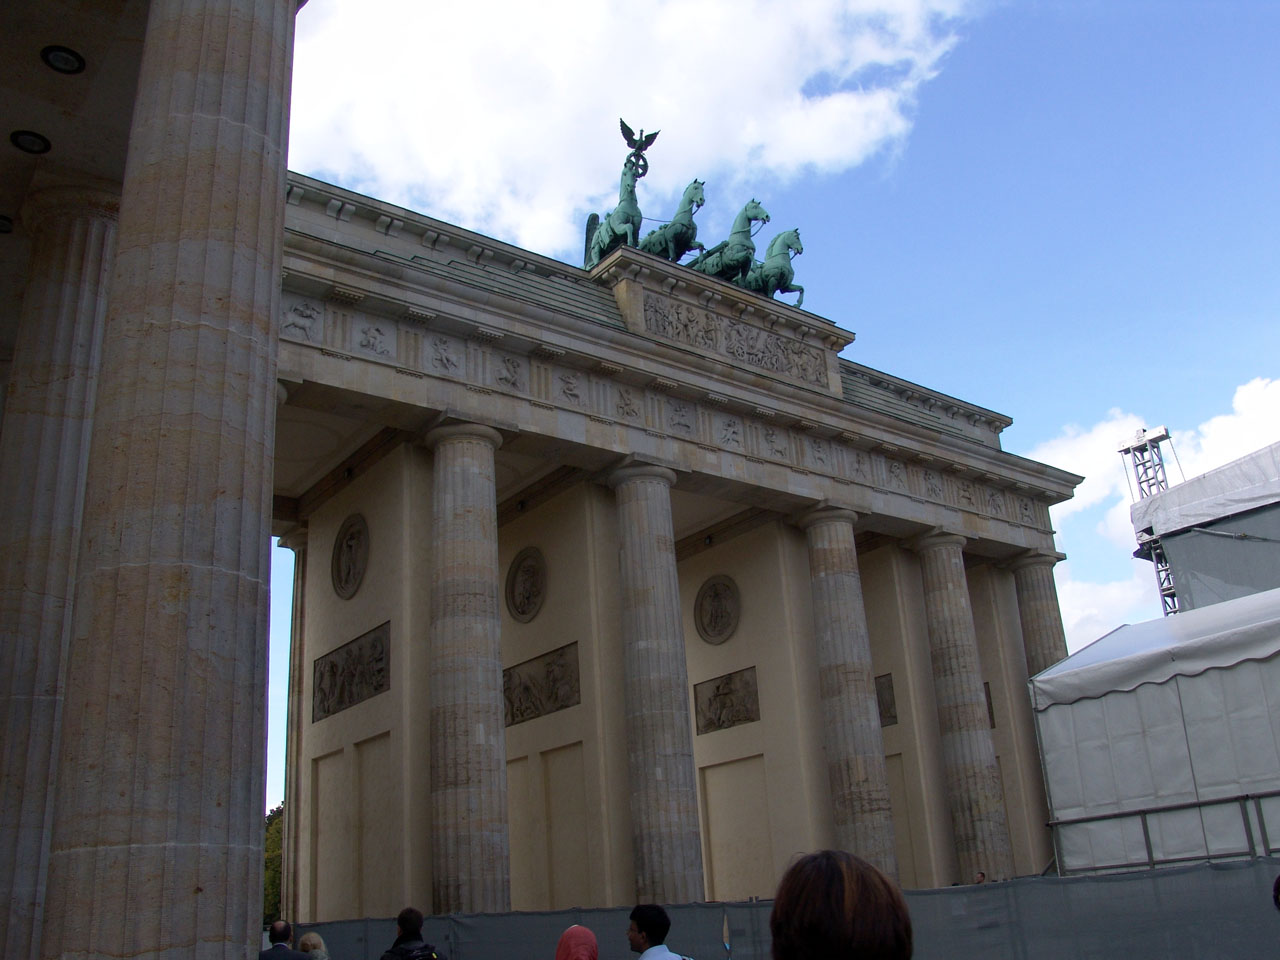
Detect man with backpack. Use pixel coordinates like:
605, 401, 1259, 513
380, 907, 443, 960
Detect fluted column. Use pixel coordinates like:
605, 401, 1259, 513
1011, 554, 1068, 678
425, 423, 510, 915
911, 533, 1014, 881
0, 184, 118, 960
798, 508, 897, 875
277, 529, 307, 924
608, 464, 705, 903
39, 3, 296, 958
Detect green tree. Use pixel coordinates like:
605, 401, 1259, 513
263, 803, 284, 927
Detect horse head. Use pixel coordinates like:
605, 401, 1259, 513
684, 179, 706, 211
744, 198, 771, 225
775, 228, 802, 256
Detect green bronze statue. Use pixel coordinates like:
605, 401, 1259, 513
585, 119, 659, 269
743, 228, 804, 307
639, 179, 706, 262
686, 198, 770, 286
619, 118, 659, 177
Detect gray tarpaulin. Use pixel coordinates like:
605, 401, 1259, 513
1129, 442, 1280, 537
296, 858, 1280, 960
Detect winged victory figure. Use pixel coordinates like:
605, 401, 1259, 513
620, 118, 659, 177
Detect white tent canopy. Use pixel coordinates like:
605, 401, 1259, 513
1029, 587, 1280, 873
1030, 586, 1280, 710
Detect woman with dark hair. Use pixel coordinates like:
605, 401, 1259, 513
770, 850, 912, 960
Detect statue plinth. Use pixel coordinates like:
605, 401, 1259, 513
592, 245, 852, 397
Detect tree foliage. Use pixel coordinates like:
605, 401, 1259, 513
264, 803, 284, 927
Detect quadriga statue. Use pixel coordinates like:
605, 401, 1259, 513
686, 199, 771, 286
743, 228, 804, 307
638, 179, 706, 262
584, 119, 659, 269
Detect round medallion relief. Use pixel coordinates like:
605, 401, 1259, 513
695, 574, 740, 645
505, 546, 547, 623
331, 513, 370, 600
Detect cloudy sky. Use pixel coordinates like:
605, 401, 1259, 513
266, 0, 1280, 808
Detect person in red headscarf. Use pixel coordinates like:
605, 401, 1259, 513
555, 925, 599, 960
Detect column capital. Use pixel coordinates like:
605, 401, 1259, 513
797, 506, 859, 531
424, 422, 503, 451
1008, 550, 1065, 572
278, 527, 308, 552
908, 530, 968, 554
20, 183, 119, 235
607, 463, 677, 490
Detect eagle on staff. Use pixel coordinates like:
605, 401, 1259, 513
620, 118, 659, 177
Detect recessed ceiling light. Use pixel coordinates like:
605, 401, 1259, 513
0, 215, 13, 235
41, 45, 85, 75
10, 130, 52, 155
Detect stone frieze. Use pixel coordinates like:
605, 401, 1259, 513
278, 291, 1053, 533
642, 292, 828, 388
312, 620, 390, 722
504, 642, 581, 727
694, 666, 760, 735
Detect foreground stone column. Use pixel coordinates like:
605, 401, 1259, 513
0, 184, 118, 960
608, 465, 705, 903
911, 533, 1014, 881
39, 3, 296, 958
278, 529, 308, 925
1011, 554, 1069, 678
798, 508, 897, 876
425, 424, 511, 914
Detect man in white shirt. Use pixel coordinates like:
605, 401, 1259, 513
627, 904, 683, 960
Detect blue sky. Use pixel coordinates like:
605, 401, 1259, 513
266, 0, 1280, 809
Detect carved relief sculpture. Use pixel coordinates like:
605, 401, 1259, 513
313, 621, 390, 722
331, 513, 369, 600
695, 574, 740, 644
430, 336, 458, 371
281, 298, 322, 343
505, 546, 547, 623
694, 666, 760, 735
503, 642, 581, 726
496, 356, 523, 391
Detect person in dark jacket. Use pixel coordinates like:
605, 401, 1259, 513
261, 921, 309, 960
380, 907, 442, 960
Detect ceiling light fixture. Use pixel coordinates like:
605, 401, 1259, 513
41, 45, 86, 75
10, 130, 52, 155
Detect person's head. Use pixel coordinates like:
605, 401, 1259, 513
973, 871, 987, 884
397, 906, 424, 939
556, 924, 599, 960
299, 932, 327, 954
770, 850, 912, 960
268, 920, 293, 945
627, 904, 670, 953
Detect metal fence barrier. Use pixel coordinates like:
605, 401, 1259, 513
297, 857, 1280, 960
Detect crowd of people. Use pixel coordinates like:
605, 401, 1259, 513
262, 850, 913, 960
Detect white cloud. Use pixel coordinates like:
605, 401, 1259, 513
1029, 377, 1280, 652
289, 0, 972, 258
1166, 377, 1280, 482
1054, 560, 1158, 653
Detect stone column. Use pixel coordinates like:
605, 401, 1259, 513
0, 184, 118, 960
608, 465, 705, 903
425, 424, 510, 915
1010, 554, 1069, 678
798, 508, 897, 875
277, 529, 307, 924
911, 533, 1014, 881
39, 3, 296, 958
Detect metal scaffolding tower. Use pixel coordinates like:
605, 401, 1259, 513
1119, 426, 1179, 616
